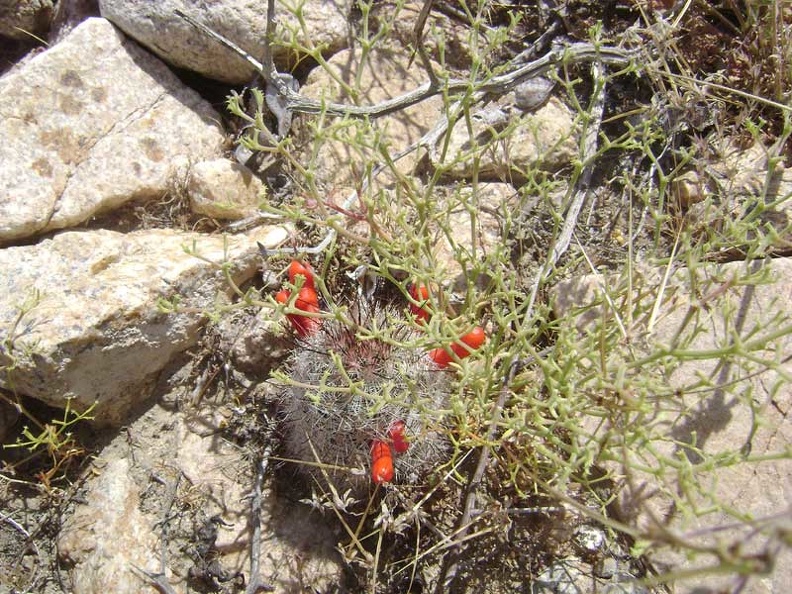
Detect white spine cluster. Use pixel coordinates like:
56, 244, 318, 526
278, 302, 449, 499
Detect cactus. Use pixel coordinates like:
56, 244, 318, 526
277, 300, 450, 500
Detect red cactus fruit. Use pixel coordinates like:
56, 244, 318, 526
276, 285, 321, 336
389, 420, 409, 453
288, 260, 315, 290
371, 439, 394, 484
409, 283, 432, 323
429, 326, 486, 368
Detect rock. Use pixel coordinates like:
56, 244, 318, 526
431, 182, 518, 290
513, 77, 556, 111
0, 18, 226, 244
430, 96, 578, 182
0, 0, 54, 40
0, 225, 289, 425
188, 159, 264, 220
573, 524, 606, 556
551, 258, 792, 593
533, 557, 648, 594
379, 1, 481, 70
58, 457, 160, 594
59, 402, 344, 593
670, 170, 704, 209
296, 44, 444, 188
99, 0, 353, 84
221, 309, 290, 374
49, 0, 101, 43
672, 140, 792, 252
533, 557, 589, 594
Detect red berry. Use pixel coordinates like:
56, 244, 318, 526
288, 260, 315, 290
457, 326, 486, 352
294, 286, 319, 310
428, 347, 450, 368
371, 440, 394, 484
409, 283, 432, 323
429, 326, 486, 368
277, 286, 321, 336
389, 420, 409, 453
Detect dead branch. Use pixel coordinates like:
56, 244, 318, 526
550, 60, 608, 267
174, 8, 631, 120
245, 428, 275, 593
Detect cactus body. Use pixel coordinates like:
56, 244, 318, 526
278, 301, 449, 499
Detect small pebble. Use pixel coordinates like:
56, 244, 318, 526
573, 524, 606, 554
513, 77, 555, 111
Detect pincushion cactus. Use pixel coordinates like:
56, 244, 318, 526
277, 300, 451, 500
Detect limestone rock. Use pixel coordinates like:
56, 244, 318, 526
551, 258, 792, 593
58, 457, 159, 594
188, 159, 264, 220
0, 17, 225, 243
0, 225, 289, 425
59, 403, 344, 593
297, 45, 444, 188
99, 0, 353, 84
431, 182, 517, 290
0, 0, 54, 40
430, 96, 578, 182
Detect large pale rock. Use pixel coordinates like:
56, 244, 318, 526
431, 182, 518, 289
99, 0, 353, 84
59, 403, 344, 593
551, 258, 792, 593
0, 225, 289, 424
0, 0, 54, 39
297, 45, 444, 188
430, 96, 578, 182
0, 18, 226, 243
188, 158, 264, 220
378, 1, 481, 70
58, 457, 159, 594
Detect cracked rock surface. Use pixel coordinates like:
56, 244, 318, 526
0, 17, 225, 243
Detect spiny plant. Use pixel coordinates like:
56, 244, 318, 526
183, 0, 792, 590
275, 297, 452, 501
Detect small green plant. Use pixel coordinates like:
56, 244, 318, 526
1, 290, 97, 491
3, 398, 96, 491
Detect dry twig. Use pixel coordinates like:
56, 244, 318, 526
245, 442, 275, 594
174, 5, 630, 120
